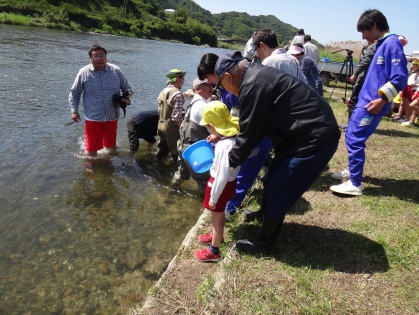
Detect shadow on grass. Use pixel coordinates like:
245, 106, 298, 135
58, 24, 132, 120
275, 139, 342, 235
374, 123, 419, 138
363, 176, 419, 203
233, 223, 389, 274
244, 189, 313, 216
374, 128, 419, 138
308, 171, 419, 203
306, 164, 419, 202
310, 171, 340, 192
288, 197, 312, 215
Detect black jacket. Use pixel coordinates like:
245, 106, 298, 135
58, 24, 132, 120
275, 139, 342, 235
127, 109, 159, 150
229, 61, 340, 168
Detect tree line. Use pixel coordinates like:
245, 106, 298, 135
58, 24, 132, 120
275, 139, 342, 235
0, 0, 311, 48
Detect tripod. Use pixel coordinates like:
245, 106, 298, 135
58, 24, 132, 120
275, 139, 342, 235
328, 49, 354, 102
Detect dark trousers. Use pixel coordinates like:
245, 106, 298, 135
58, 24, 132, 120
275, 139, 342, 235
264, 141, 338, 222
157, 121, 179, 159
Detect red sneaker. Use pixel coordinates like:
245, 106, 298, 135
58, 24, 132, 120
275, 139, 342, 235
198, 232, 224, 245
194, 247, 222, 262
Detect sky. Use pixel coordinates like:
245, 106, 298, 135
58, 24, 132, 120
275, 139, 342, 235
192, 0, 417, 55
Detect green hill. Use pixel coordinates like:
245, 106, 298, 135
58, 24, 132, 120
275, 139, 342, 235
0, 0, 217, 46
0, 0, 314, 48
157, 0, 310, 46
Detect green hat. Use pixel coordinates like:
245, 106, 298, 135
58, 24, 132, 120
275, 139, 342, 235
200, 101, 239, 137
166, 68, 186, 84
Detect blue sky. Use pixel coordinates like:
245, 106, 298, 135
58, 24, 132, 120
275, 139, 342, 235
192, 0, 417, 55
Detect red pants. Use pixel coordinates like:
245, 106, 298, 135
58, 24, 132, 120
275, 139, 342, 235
85, 120, 118, 152
202, 177, 237, 213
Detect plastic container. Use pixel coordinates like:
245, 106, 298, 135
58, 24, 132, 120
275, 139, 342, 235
182, 140, 214, 173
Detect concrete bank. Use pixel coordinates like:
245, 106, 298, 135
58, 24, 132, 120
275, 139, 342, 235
137, 209, 220, 314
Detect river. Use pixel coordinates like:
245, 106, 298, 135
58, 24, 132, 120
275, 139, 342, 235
0, 24, 228, 314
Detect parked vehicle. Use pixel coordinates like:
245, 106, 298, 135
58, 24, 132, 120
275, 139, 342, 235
318, 50, 416, 86
317, 58, 358, 86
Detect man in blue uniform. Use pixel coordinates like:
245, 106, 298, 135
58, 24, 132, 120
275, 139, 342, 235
330, 9, 408, 196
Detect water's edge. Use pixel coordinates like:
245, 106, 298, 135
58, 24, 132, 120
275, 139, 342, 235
140, 211, 209, 313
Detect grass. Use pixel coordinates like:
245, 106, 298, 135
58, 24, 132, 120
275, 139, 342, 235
141, 87, 419, 315
0, 12, 33, 26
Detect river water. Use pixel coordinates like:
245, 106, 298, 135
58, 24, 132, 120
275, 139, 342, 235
0, 24, 228, 314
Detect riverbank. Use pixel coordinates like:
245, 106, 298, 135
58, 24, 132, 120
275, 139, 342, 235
137, 94, 419, 314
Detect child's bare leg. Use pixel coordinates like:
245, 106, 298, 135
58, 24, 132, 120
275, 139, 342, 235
398, 98, 406, 116
402, 97, 413, 120
211, 211, 225, 248
409, 99, 419, 123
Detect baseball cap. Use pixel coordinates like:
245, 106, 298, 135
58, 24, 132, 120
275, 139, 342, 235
192, 77, 210, 91
199, 101, 239, 137
215, 51, 244, 81
412, 60, 419, 65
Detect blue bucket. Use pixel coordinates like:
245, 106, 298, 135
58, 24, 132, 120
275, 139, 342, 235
182, 140, 214, 173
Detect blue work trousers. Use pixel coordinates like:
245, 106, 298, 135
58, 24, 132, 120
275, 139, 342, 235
345, 103, 392, 186
226, 135, 272, 213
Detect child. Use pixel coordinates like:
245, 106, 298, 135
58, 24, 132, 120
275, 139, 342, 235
393, 60, 419, 123
400, 60, 419, 126
194, 101, 241, 262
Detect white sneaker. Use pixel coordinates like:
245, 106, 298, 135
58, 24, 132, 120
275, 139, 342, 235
330, 180, 362, 196
331, 169, 350, 180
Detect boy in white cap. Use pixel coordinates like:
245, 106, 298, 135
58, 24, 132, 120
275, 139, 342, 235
194, 101, 241, 262
173, 77, 213, 189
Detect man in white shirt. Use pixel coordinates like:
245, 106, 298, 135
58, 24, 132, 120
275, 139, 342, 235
241, 28, 306, 223
303, 35, 319, 65
253, 28, 307, 82
290, 28, 305, 46
243, 31, 258, 61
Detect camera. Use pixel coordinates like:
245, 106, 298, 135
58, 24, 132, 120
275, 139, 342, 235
112, 90, 133, 108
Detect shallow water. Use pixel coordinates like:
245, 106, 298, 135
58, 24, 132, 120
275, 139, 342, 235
0, 24, 227, 314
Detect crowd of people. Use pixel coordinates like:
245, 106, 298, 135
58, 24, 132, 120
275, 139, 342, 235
69, 9, 411, 262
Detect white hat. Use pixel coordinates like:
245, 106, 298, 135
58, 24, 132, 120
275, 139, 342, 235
192, 77, 210, 91
288, 45, 304, 55
398, 35, 408, 47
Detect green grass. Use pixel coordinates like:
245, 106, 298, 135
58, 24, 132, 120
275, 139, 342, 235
0, 12, 33, 26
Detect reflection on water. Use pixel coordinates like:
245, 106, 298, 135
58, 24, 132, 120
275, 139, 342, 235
0, 24, 224, 314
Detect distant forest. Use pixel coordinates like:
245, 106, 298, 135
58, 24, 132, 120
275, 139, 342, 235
0, 0, 311, 48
